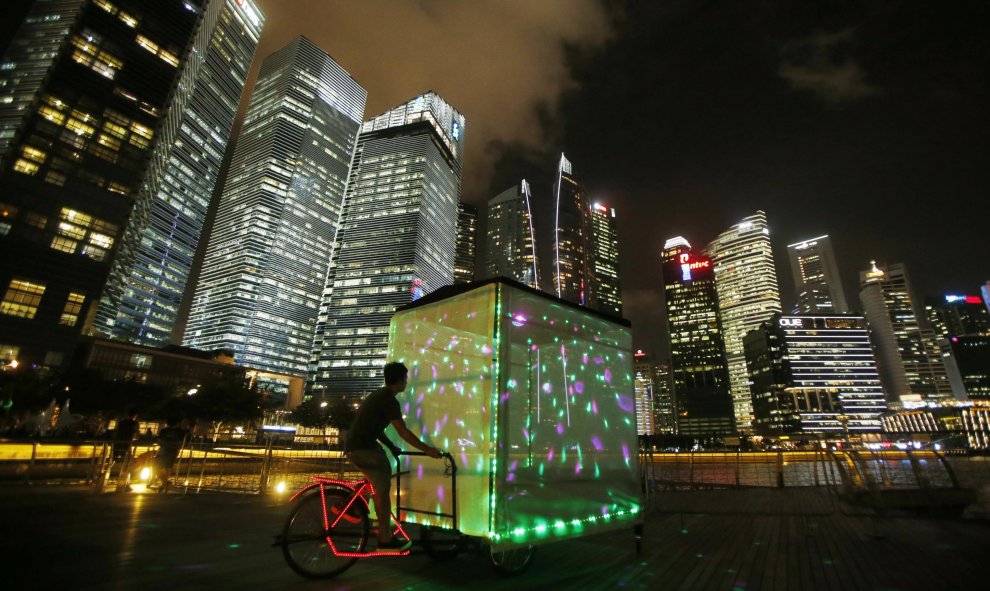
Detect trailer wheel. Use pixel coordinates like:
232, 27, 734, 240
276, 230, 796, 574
421, 525, 463, 560
490, 544, 535, 576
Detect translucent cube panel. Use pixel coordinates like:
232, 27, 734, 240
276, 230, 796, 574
389, 280, 640, 547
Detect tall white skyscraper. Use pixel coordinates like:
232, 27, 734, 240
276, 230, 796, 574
309, 92, 465, 396
183, 37, 366, 375
552, 153, 589, 305
786, 234, 848, 314
485, 180, 540, 289
94, 0, 265, 345
706, 211, 782, 433
859, 261, 953, 402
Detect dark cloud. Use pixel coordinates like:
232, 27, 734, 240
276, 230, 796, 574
252, 0, 611, 198
779, 29, 878, 104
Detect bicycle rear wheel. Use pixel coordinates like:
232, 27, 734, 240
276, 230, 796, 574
282, 489, 369, 579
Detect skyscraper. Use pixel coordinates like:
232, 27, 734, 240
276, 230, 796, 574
484, 180, 540, 289
744, 314, 885, 436
661, 236, 735, 436
587, 202, 622, 316
552, 153, 589, 305
786, 235, 848, 314
859, 261, 953, 402
309, 91, 465, 396
93, 0, 264, 345
183, 37, 366, 375
0, 0, 260, 367
633, 349, 655, 436
453, 201, 477, 284
706, 211, 783, 434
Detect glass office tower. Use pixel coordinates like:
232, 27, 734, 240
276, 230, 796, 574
309, 92, 465, 396
485, 180, 540, 289
859, 261, 953, 402
661, 236, 735, 436
184, 36, 366, 375
786, 234, 848, 314
552, 153, 589, 305
706, 211, 783, 434
93, 0, 264, 345
587, 202, 622, 316
453, 201, 477, 284
0, 0, 256, 367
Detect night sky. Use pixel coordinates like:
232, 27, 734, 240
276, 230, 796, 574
5, 0, 989, 356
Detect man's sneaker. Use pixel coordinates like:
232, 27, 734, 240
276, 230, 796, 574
377, 538, 412, 552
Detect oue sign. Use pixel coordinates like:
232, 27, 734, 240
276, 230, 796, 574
779, 318, 804, 327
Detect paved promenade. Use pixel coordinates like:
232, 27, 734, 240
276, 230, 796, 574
1, 485, 988, 591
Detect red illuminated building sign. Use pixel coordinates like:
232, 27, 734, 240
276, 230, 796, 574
679, 253, 711, 281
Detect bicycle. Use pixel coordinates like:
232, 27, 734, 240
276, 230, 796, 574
278, 450, 458, 579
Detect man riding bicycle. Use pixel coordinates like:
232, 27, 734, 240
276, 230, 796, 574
345, 361, 441, 552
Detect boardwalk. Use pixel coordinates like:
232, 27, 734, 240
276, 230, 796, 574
1, 485, 988, 590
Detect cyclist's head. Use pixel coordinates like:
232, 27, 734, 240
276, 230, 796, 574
383, 362, 408, 386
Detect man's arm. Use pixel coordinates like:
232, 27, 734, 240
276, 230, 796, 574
389, 418, 441, 458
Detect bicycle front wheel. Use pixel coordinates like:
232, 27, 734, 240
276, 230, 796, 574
282, 489, 369, 579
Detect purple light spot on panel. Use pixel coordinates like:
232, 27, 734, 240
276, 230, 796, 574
439, 385, 445, 394
556, 423, 564, 435
592, 401, 599, 415
500, 392, 510, 403
416, 408, 422, 419
568, 386, 574, 395
450, 336, 459, 348
575, 463, 582, 474
425, 338, 434, 348
549, 320, 555, 325
543, 383, 552, 394
512, 313, 526, 327
449, 362, 455, 370
403, 403, 410, 414
602, 505, 609, 515
604, 369, 612, 383
593, 357, 603, 364
574, 381, 585, 394
432, 365, 438, 380
437, 485, 445, 502
481, 344, 493, 355
454, 381, 463, 394
417, 464, 424, 479
548, 448, 554, 462
592, 436, 603, 451
594, 335, 600, 342
573, 326, 579, 333
531, 344, 538, 351
622, 443, 630, 462
434, 421, 441, 433
507, 472, 515, 482
582, 353, 589, 364
617, 395, 634, 412
522, 428, 529, 440
417, 392, 425, 404
461, 452, 469, 466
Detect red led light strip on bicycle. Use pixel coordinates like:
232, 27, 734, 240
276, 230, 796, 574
317, 481, 412, 558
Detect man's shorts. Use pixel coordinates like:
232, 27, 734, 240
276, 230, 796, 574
347, 447, 391, 497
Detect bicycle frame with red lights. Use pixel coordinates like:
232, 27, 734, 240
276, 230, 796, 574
278, 450, 458, 579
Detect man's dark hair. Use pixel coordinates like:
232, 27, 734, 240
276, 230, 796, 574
383, 362, 408, 386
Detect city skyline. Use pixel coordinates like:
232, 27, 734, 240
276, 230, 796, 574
2, 0, 987, 363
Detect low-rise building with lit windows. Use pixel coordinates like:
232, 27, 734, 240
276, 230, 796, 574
744, 314, 885, 437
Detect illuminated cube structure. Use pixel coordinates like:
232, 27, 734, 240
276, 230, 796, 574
388, 278, 641, 550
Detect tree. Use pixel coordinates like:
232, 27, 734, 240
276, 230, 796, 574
186, 377, 263, 438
